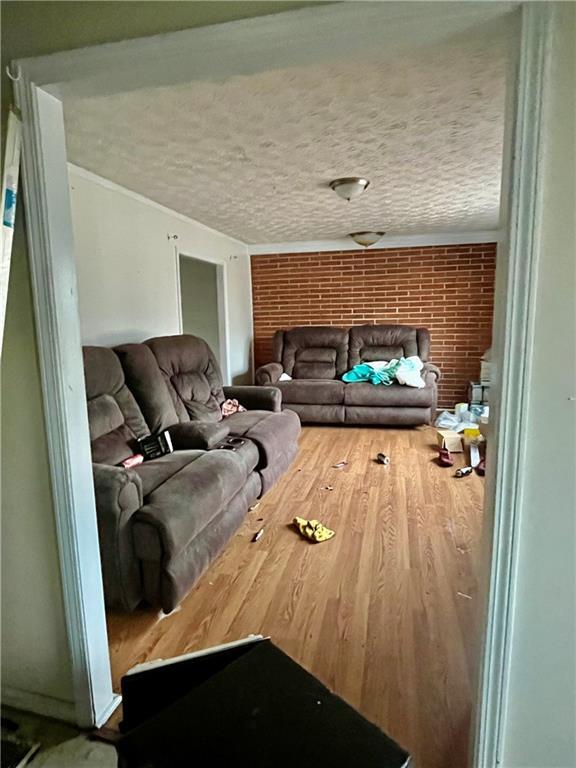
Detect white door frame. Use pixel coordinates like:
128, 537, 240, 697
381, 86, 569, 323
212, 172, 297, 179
176, 251, 231, 385
10, 3, 551, 761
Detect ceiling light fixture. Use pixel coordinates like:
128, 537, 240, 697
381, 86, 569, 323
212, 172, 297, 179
349, 231, 385, 248
329, 177, 370, 201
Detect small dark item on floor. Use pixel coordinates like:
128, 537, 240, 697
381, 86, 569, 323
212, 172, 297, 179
476, 458, 486, 476
455, 466, 474, 478
437, 448, 454, 467
321, 485, 334, 491
376, 453, 390, 465
0, 734, 40, 768
252, 527, 265, 543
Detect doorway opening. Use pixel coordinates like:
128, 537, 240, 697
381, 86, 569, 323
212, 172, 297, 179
9, 4, 552, 766
178, 254, 228, 381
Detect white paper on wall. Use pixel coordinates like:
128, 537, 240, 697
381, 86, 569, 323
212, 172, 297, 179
1, 109, 22, 350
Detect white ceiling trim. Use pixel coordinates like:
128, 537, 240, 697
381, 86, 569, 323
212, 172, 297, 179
21, 1, 517, 100
249, 231, 501, 255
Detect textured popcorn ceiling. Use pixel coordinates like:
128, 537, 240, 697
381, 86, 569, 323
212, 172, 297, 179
63, 32, 507, 244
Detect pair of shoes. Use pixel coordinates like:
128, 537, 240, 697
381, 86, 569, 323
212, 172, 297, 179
438, 448, 454, 467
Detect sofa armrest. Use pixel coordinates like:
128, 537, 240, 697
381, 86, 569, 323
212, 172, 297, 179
223, 385, 281, 412
423, 362, 441, 382
254, 362, 283, 385
169, 421, 230, 450
92, 463, 144, 611
93, 462, 143, 511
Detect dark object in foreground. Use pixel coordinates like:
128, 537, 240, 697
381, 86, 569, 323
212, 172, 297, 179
377, 452, 391, 465
1, 717, 40, 768
117, 637, 411, 768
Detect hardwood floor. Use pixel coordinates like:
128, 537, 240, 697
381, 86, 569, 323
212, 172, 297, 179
107, 426, 485, 768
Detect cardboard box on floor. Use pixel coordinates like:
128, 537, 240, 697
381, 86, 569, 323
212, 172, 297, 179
437, 429, 464, 453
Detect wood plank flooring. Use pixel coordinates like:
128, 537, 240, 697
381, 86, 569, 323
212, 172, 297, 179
107, 426, 485, 768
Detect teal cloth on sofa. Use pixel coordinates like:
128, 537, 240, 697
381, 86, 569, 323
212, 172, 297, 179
342, 360, 401, 386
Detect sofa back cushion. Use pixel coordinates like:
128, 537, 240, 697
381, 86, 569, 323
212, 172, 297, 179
277, 327, 349, 380
348, 325, 430, 368
83, 346, 150, 465
145, 335, 225, 423
115, 343, 180, 434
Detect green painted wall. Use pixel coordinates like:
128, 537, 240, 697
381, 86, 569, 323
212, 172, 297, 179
0, 0, 324, 712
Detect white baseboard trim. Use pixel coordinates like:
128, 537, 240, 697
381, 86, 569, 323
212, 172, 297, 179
2, 686, 122, 728
94, 693, 122, 728
2, 686, 77, 724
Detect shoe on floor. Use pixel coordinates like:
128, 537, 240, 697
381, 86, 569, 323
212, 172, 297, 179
438, 448, 454, 467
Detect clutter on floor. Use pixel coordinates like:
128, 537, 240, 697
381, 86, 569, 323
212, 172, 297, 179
437, 429, 464, 453
376, 452, 391, 465
116, 637, 410, 768
332, 460, 348, 469
435, 392, 488, 478
293, 516, 335, 543
437, 447, 454, 467
252, 527, 265, 542
467, 347, 492, 406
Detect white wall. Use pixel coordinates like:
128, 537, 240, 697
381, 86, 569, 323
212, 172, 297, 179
1, 213, 76, 718
499, 4, 576, 766
68, 165, 253, 384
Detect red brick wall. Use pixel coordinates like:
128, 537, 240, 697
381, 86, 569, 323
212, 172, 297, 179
251, 243, 496, 408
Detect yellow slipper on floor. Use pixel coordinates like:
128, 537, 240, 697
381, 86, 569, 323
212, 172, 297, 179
293, 516, 335, 543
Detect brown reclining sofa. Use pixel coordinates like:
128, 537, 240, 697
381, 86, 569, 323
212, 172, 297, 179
255, 324, 440, 426
83, 334, 300, 613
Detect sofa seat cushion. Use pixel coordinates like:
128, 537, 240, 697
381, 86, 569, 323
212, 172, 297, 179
155, 471, 262, 612
283, 403, 345, 424
214, 439, 260, 477
343, 381, 435, 408
225, 409, 301, 469
277, 379, 345, 405
133, 450, 249, 561
133, 450, 205, 496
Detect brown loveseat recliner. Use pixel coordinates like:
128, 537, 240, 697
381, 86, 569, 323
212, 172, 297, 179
83, 335, 300, 614
255, 325, 440, 426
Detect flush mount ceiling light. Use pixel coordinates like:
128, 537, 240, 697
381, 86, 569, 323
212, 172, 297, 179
349, 231, 385, 248
329, 177, 370, 201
